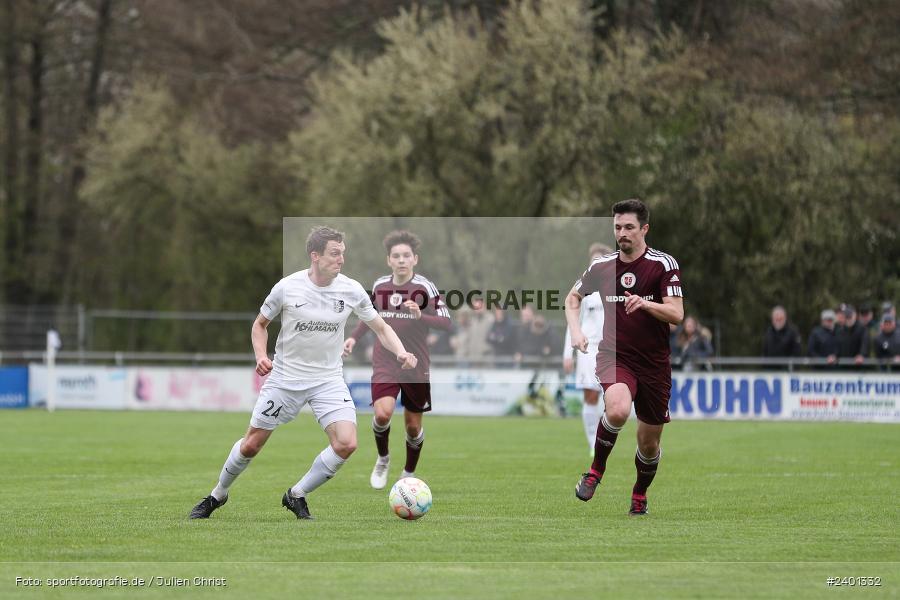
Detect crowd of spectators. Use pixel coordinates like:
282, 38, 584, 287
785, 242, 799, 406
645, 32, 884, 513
351, 297, 898, 369
345, 300, 562, 367
766, 301, 899, 367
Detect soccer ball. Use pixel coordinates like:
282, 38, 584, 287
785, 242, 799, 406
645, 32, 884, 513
388, 477, 432, 520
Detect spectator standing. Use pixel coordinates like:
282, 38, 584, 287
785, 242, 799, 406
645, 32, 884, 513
808, 309, 838, 366
835, 304, 847, 329
762, 305, 803, 358
515, 314, 558, 364
858, 302, 878, 354
427, 326, 455, 357
486, 308, 517, 359
674, 316, 713, 370
872, 314, 900, 367
450, 301, 493, 361
836, 304, 867, 366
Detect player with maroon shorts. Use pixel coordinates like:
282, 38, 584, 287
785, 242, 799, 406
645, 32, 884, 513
343, 230, 451, 489
566, 199, 684, 515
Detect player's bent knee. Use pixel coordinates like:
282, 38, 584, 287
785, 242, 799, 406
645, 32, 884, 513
241, 431, 269, 457
373, 399, 395, 424
241, 440, 263, 458
605, 404, 630, 426
331, 438, 357, 458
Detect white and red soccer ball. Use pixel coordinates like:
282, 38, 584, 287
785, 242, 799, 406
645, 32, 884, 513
388, 477, 432, 520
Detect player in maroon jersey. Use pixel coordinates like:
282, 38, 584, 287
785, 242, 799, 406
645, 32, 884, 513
343, 230, 451, 489
566, 199, 684, 515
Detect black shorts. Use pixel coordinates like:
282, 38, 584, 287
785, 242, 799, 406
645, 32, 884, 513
370, 381, 432, 413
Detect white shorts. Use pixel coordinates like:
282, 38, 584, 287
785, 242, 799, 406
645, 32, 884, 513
250, 378, 356, 431
575, 343, 602, 391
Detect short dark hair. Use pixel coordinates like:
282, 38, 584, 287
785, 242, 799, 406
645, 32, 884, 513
383, 230, 421, 255
306, 226, 344, 256
612, 198, 649, 227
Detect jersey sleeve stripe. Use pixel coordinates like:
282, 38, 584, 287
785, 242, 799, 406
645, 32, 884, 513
372, 276, 391, 291
412, 275, 441, 298
651, 249, 673, 271
649, 249, 678, 272
650, 249, 668, 271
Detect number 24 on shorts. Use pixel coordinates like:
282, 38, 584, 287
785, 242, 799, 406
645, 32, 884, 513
260, 400, 282, 418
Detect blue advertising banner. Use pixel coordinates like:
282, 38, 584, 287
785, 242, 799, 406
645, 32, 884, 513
0, 366, 29, 408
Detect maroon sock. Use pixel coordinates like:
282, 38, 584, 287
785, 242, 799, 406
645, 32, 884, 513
373, 419, 390, 458
590, 414, 622, 476
404, 430, 424, 473
633, 449, 660, 496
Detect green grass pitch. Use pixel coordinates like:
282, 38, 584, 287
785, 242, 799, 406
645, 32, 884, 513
1, 411, 897, 598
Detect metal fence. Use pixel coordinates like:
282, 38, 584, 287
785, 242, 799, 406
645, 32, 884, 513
0, 349, 895, 373
1, 305, 893, 372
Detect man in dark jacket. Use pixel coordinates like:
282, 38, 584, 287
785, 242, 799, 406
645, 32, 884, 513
486, 308, 517, 358
762, 305, 803, 358
836, 304, 868, 366
808, 309, 838, 366
858, 302, 878, 354
873, 314, 900, 367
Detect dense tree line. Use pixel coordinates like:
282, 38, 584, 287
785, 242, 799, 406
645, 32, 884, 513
1, 0, 898, 354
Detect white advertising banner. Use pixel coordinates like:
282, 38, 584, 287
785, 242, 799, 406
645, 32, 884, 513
26, 364, 900, 422
126, 367, 264, 412
28, 365, 127, 410
781, 373, 900, 422
669, 372, 900, 423
344, 367, 561, 417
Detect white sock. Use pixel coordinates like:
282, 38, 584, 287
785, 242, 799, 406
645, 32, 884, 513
376, 454, 390, 465
582, 403, 600, 449
211, 438, 251, 500
291, 445, 346, 498
400, 470, 415, 478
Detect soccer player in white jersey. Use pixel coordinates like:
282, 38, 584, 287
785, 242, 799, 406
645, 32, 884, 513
563, 243, 611, 454
189, 226, 417, 520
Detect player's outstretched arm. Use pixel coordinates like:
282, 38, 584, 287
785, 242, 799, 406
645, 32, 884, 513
251, 314, 273, 375
365, 315, 418, 369
565, 286, 588, 354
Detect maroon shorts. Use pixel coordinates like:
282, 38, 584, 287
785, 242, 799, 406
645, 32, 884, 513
371, 381, 432, 413
597, 361, 671, 425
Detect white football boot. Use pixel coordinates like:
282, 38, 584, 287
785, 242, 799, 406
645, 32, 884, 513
370, 456, 390, 489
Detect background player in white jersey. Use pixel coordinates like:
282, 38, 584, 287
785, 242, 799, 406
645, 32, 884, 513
563, 243, 611, 454
189, 226, 417, 520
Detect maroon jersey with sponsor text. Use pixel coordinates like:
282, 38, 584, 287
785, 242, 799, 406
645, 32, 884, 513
351, 273, 451, 381
574, 247, 682, 370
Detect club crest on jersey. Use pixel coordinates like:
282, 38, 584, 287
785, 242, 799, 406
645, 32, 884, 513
620, 272, 637, 289
389, 292, 403, 307
333, 300, 345, 313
